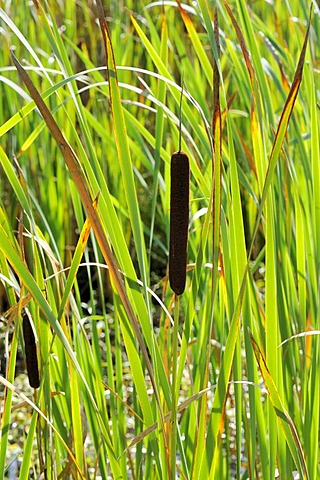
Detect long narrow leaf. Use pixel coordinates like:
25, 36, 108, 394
10, 52, 158, 412
199, 8, 311, 474
250, 332, 309, 479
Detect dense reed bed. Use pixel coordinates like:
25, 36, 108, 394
0, 1, 319, 478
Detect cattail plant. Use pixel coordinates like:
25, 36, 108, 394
168, 84, 190, 476
168, 148, 190, 478
169, 150, 190, 295
22, 312, 40, 389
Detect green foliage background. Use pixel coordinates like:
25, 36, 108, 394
0, 1, 319, 478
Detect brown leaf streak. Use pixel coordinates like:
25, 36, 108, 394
11, 53, 156, 407
79, 194, 99, 248
121, 385, 213, 456
224, 2, 255, 83
96, 1, 117, 93
249, 332, 271, 396
213, 6, 221, 139
272, 11, 311, 142
32, 0, 40, 12
262, 7, 311, 201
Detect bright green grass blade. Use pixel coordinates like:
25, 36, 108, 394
295, 191, 307, 330
259, 12, 311, 211
97, 2, 149, 290
191, 369, 210, 478
0, 225, 122, 476
177, 1, 213, 88
197, 11, 311, 476
149, 9, 168, 258
130, 13, 212, 159
96, 11, 169, 473
265, 196, 278, 479
308, 54, 320, 265
0, 146, 32, 218
0, 7, 52, 84
212, 7, 222, 298
0, 71, 85, 138
112, 297, 127, 476
0, 376, 86, 480
67, 333, 85, 474
196, 0, 219, 64
57, 208, 94, 321
305, 39, 320, 480
18, 410, 38, 480
148, 10, 171, 476
304, 338, 320, 479
234, 0, 273, 122
250, 333, 310, 480
0, 305, 19, 480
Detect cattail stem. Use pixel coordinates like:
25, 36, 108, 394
170, 294, 180, 479
169, 151, 190, 295
178, 80, 183, 153
22, 313, 40, 389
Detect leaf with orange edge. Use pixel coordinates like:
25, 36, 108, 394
250, 331, 310, 480
224, 1, 263, 119
224, 2, 255, 84
259, 6, 312, 208
261, 32, 290, 91
198, 7, 312, 477
176, 0, 213, 87
57, 195, 98, 321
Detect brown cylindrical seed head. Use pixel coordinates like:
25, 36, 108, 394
22, 313, 40, 389
169, 151, 190, 295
